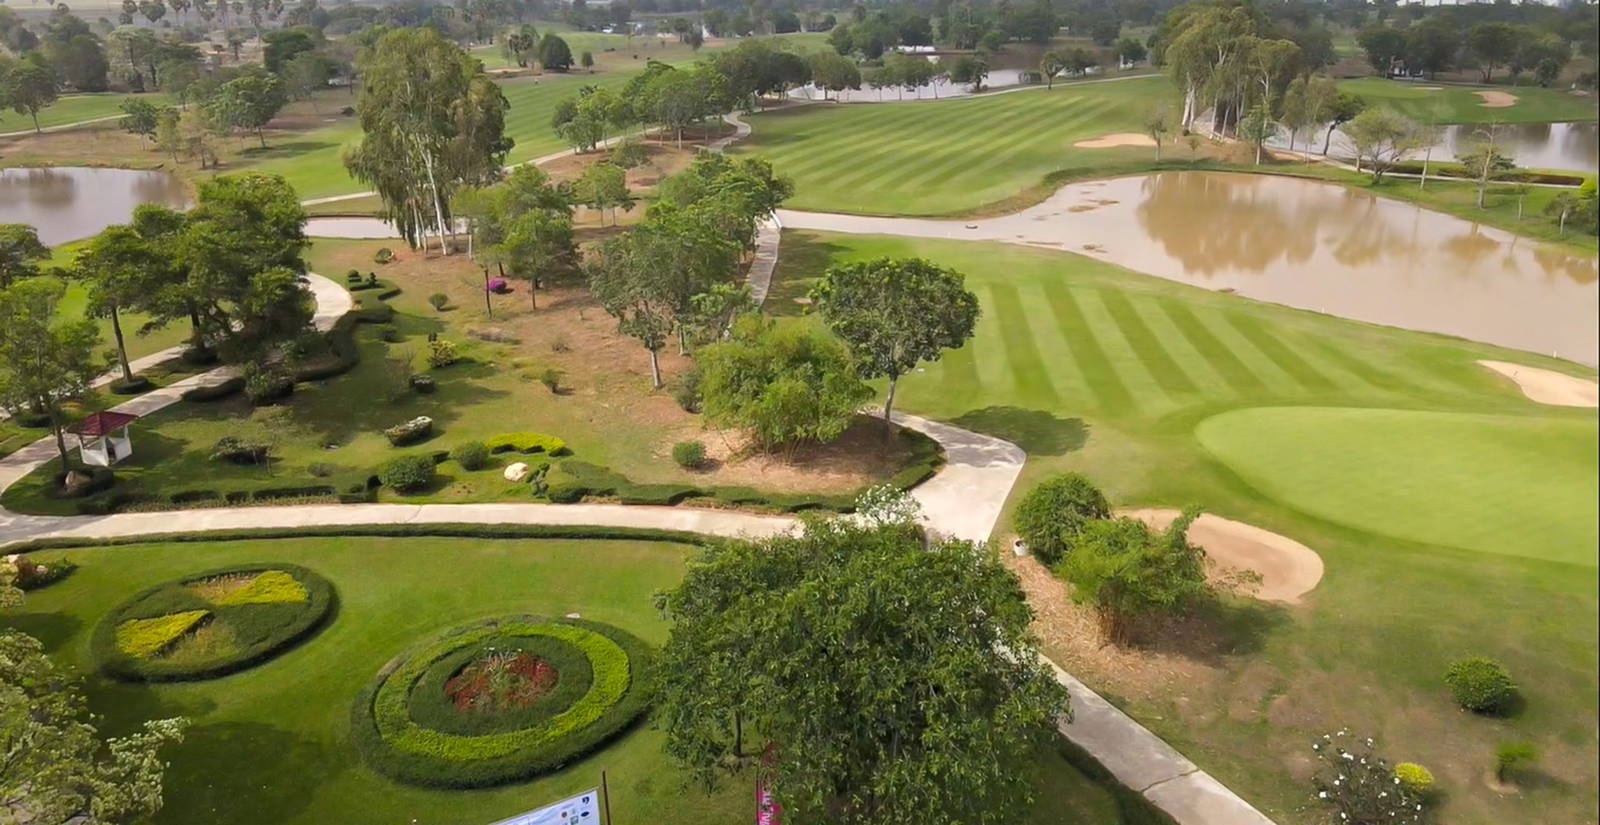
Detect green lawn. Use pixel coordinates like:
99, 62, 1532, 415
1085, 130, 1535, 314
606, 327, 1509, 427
735, 75, 1171, 216
768, 232, 1600, 825
1338, 77, 1599, 124
2, 91, 172, 134
5, 535, 1127, 825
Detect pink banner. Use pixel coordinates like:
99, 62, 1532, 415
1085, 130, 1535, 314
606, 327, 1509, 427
756, 743, 782, 825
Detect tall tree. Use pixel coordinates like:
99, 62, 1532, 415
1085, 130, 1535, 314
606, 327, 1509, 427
179, 174, 312, 362
809, 257, 980, 427
1457, 131, 1517, 209
655, 515, 1069, 825
3, 63, 61, 132
1468, 22, 1519, 83
345, 27, 512, 253
73, 226, 168, 384
0, 224, 48, 289
585, 229, 676, 388
211, 69, 287, 148
1344, 108, 1425, 183
0, 280, 101, 470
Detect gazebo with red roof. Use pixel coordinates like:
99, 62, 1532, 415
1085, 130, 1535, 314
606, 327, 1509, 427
69, 411, 140, 466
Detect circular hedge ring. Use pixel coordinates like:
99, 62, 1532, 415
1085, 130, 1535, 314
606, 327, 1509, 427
91, 563, 337, 682
351, 616, 657, 788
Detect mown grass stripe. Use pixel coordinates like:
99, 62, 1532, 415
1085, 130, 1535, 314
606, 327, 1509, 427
824, 101, 1030, 191
1098, 289, 1199, 396
1223, 313, 1338, 391
1302, 335, 1408, 392
1156, 300, 1264, 393
1042, 281, 1133, 412
764, 106, 956, 180
875, 98, 1086, 192
932, 98, 1114, 190
937, 339, 982, 396
989, 283, 1061, 406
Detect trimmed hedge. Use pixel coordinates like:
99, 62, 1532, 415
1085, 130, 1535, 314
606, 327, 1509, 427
181, 376, 245, 403
485, 432, 569, 456
1444, 657, 1518, 714
91, 563, 337, 682
408, 633, 595, 737
351, 616, 657, 788
5, 523, 709, 554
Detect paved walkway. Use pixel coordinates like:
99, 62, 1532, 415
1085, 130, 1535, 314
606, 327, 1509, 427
10, 117, 1277, 825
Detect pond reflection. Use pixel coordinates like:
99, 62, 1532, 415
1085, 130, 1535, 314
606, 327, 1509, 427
0, 166, 189, 246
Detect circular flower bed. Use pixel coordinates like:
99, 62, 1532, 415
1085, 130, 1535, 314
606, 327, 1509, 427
91, 564, 336, 682
350, 616, 656, 788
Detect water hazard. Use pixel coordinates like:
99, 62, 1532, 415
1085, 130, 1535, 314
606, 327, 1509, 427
780, 171, 1600, 364
0, 166, 189, 246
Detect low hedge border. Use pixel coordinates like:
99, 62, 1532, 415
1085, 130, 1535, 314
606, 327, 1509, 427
3, 523, 710, 554
351, 616, 658, 788
545, 427, 944, 512
90, 562, 338, 682
75, 485, 340, 516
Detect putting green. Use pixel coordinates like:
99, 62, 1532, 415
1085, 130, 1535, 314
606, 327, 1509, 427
1197, 407, 1599, 566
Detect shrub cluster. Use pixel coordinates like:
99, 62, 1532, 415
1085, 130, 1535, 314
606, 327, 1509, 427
379, 454, 436, 493
543, 428, 942, 511
1013, 473, 1111, 564
91, 563, 336, 682
1444, 657, 1517, 714
350, 616, 657, 788
452, 441, 491, 471
672, 440, 706, 469
1394, 762, 1434, 795
427, 339, 460, 368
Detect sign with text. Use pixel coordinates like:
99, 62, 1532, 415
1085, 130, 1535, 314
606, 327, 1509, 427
755, 777, 781, 825
488, 789, 602, 825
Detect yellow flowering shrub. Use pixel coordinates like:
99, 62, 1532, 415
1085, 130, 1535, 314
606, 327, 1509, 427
116, 610, 210, 659
212, 570, 309, 605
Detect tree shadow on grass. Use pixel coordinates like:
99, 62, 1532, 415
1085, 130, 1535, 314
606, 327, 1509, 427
0, 612, 82, 653
764, 232, 851, 317
1125, 595, 1289, 665
154, 721, 348, 825
950, 406, 1089, 456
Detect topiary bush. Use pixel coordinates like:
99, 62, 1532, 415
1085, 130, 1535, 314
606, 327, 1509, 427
1444, 657, 1518, 714
374, 247, 394, 264
427, 339, 460, 368
485, 432, 568, 456
379, 454, 436, 492
1012, 473, 1111, 564
1394, 762, 1434, 795
91, 563, 336, 682
452, 441, 490, 471
349, 616, 657, 788
671, 440, 706, 469
429, 293, 449, 311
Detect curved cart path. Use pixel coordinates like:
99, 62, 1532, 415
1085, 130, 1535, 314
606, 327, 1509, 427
7, 125, 1276, 825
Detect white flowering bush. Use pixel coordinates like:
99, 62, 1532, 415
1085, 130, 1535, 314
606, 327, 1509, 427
1311, 729, 1426, 824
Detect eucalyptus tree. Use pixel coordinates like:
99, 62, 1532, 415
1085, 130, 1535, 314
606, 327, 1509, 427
1344, 108, 1425, 183
73, 226, 169, 384
345, 27, 512, 254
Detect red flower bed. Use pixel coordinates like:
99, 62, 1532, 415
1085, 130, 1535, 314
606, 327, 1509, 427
445, 652, 559, 713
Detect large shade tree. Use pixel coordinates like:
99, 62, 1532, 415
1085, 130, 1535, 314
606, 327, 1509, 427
809, 257, 979, 427
73, 225, 170, 385
655, 515, 1070, 825
345, 27, 512, 253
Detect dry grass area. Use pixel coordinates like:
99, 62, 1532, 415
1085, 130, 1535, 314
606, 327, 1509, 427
312, 238, 918, 494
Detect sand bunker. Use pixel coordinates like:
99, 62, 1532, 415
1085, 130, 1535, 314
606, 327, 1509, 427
1475, 90, 1517, 108
1118, 509, 1324, 604
1074, 132, 1157, 149
1479, 360, 1599, 407
1413, 85, 1443, 91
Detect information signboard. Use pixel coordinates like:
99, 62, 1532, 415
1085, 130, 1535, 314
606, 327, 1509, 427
487, 789, 603, 825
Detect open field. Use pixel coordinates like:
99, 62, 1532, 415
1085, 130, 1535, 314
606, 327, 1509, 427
0, 91, 172, 134
4, 535, 1130, 825
1338, 77, 1599, 124
735, 75, 1170, 216
768, 231, 1600, 825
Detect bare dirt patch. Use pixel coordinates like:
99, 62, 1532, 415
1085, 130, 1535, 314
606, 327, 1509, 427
1478, 360, 1599, 407
1475, 90, 1518, 108
1118, 509, 1324, 604
1073, 132, 1157, 149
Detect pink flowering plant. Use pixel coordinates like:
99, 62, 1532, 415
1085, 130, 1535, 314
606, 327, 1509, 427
1311, 729, 1427, 824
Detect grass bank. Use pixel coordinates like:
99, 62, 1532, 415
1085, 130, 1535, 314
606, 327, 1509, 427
768, 232, 1599, 825
1336, 77, 1598, 124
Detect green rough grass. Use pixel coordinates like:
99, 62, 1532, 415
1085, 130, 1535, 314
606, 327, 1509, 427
1338, 77, 1599, 124
2, 91, 172, 133
769, 231, 1599, 825
4, 535, 1125, 825
1197, 407, 1598, 565
735, 75, 1171, 216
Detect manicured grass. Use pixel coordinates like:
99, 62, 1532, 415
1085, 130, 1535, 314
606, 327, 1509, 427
769, 231, 1599, 825
735, 75, 1172, 216
2, 91, 172, 133
1196, 407, 1598, 565
1338, 77, 1599, 124
4, 535, 1127, 825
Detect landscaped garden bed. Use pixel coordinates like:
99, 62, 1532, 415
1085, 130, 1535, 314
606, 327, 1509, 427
350, 615, 657, 788
91, 563, 337, 681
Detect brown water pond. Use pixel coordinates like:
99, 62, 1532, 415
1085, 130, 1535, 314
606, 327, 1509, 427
779, 171, 1600, 365
0, 166, 188, 246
